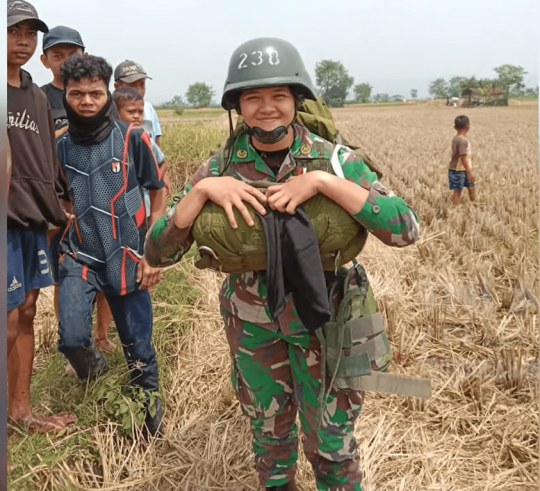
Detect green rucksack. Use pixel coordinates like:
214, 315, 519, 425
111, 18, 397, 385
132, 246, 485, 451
191, 97, 381, 273
296, 98, 382, 178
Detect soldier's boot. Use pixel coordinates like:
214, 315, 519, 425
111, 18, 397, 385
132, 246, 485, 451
60, 345, 108, 380
266, 481, 297, 491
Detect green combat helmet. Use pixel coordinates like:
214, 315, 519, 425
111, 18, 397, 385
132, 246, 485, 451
221, 37, 317, 111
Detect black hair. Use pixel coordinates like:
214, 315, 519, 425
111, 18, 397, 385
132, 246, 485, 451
454, 115, 470, 130
59, 53, 112, 88
112, 86, 143, 108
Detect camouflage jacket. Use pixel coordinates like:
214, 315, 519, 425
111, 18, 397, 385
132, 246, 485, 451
145, 124, 419, 334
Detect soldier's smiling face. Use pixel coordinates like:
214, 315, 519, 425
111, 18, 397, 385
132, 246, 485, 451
239, 86, 295, 133
65, 77, 108, 117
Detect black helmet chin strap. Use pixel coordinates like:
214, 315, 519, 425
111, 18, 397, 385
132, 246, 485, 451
243, 123, 290, 145
243, 110, 297, 145
227, 109, 235, 139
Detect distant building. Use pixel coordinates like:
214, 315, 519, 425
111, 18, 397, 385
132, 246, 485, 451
463, 87, 504, 107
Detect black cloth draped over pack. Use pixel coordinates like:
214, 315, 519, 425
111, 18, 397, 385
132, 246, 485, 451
257, 204, 330, 333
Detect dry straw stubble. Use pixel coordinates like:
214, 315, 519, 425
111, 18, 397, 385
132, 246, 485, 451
17, 101, 539, 490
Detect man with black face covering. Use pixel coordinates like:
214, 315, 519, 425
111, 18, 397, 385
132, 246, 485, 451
56, 53, 167, 435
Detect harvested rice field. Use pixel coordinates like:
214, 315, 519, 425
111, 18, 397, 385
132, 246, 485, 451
12, 101, 538, 490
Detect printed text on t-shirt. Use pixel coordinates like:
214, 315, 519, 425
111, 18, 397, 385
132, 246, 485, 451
8, 109, 40, 134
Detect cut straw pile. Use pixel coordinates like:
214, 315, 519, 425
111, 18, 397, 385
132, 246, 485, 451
23, 103, 538, 490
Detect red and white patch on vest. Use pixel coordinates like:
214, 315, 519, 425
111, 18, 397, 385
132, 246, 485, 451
111, 160, 121, 173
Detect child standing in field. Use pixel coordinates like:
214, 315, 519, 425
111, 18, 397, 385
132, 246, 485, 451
7, 0, 76, 433
448, 115, 475, 205
39, 25, 116, 357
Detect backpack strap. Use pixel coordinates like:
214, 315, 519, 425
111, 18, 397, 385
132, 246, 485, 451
216, 132, 240, 177
315, 258, 432, 435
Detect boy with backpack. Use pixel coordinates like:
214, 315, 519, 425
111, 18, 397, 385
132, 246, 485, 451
56, 53, 166, 435
145, 38, 419, 490
7, 0, 76, 433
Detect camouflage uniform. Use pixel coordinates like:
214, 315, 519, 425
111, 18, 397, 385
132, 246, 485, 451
145, 124, 419, 490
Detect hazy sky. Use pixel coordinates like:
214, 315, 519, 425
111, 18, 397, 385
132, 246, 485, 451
24, 0, 539, 105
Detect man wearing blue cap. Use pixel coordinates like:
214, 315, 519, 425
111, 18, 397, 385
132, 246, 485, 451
40, 25, 85, 137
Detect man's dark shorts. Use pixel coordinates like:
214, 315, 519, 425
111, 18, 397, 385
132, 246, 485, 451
7, 228, 54, 311
448, 169, 474, 190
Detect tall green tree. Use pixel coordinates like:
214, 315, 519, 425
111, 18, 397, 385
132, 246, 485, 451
458, 76, 480, 96
493, 64, 527, 104
373, 93, 390, 103
410, 88, 418, 100
449, 76, 466, 97
158, 94, 185, 109
354, 83, 372, 103
428, 78, 449, 99
315, 60, 354, 107
186, 82, 215, 108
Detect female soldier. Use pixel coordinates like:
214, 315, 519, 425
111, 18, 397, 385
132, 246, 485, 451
145, 38, 419, 491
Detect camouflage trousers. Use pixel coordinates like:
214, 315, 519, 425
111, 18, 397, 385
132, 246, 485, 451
222, 308, 364, 491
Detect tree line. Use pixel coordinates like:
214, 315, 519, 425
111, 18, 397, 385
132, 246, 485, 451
157, 82, 215, 110
428, 65, 537, 104
157, 62, 537, 110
